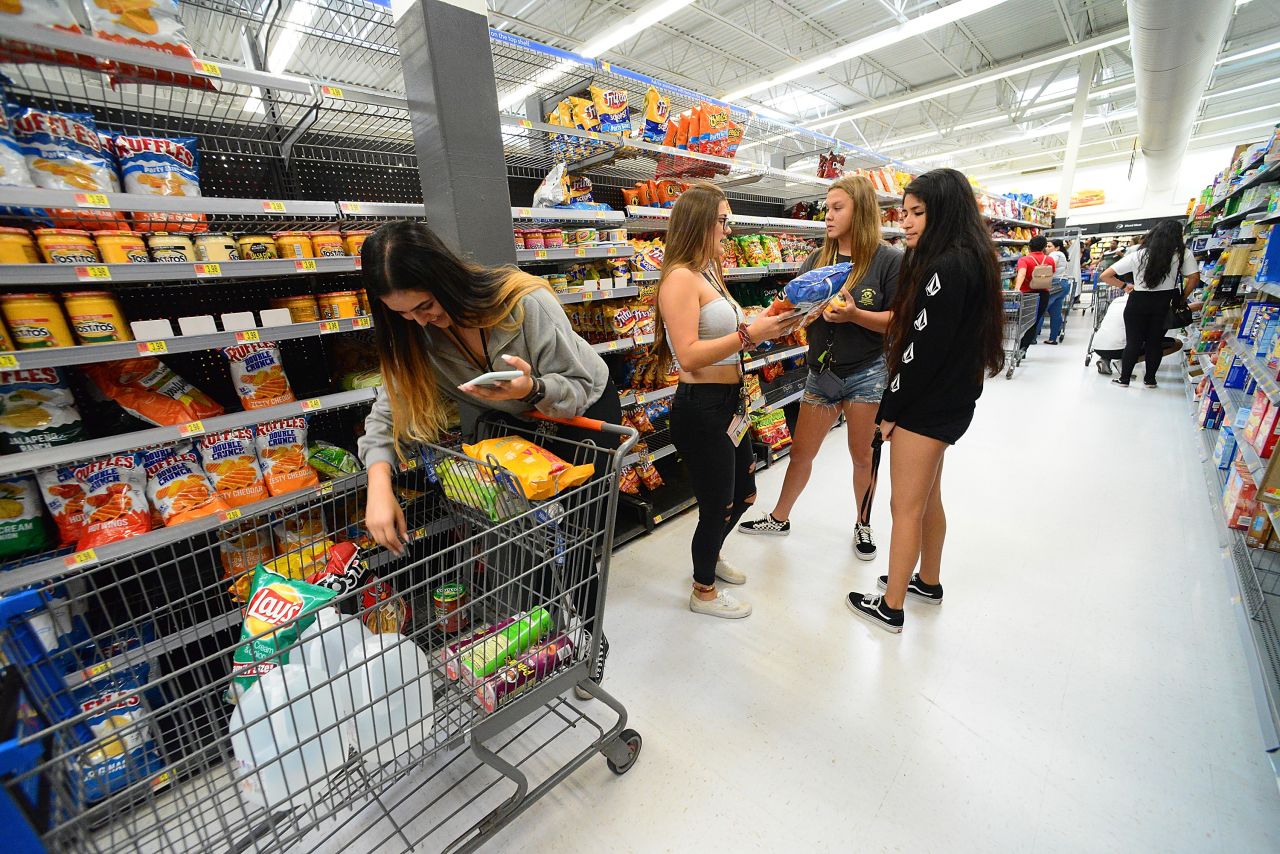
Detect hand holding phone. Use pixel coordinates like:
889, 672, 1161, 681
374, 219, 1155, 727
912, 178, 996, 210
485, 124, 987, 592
468, 369, 524, 387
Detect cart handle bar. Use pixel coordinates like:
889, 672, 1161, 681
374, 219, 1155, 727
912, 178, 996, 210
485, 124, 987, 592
526, 411, 632, 437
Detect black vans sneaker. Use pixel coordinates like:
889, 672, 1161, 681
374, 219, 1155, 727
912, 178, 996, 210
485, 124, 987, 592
739, 514, 791, 536
574, 632, 609, 701
877, 574, 943, 605
844, 592, 904, 633
853, 523, 877, 561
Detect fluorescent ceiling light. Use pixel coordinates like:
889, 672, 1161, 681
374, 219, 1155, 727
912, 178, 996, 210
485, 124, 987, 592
724, 0, 1014, 101
267, 1, 318, 73
915, 108, 1138, 162
1216, 40, 1280, 65
577, 0, 694, 57
498, 59, 576, 113
1195, 100, 1280, 126
1211, 76, 1280, 98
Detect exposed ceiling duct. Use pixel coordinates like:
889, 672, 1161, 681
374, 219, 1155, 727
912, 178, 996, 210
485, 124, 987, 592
1128, 0, 1234, 199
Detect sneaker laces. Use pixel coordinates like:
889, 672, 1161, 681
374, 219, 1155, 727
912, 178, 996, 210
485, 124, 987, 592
855, 525, 874, 545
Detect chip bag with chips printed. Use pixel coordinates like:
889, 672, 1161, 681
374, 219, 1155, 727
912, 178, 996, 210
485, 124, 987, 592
255, 417, 320, 496
199, 428, 270, 508
0, 368, 84, 452
84, 358, 224, 426
112, 135, 204, 232
145, 450, 228, 527
37, 465, 86, 546
74, 454, 151, 550
220, 523, 275, 603
224, 342, 294, 411
0, 474, 50, 559
8, 107, 126, 230
70, 659, 166, 802
229, 564, 336, 702
589, 85, 631, 136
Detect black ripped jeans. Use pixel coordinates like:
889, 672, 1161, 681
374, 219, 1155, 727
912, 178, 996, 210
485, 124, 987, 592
670, 382, 756, 587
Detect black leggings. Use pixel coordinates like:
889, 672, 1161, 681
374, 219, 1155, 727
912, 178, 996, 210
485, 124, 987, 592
1120, 290, 1175, 384
670, 382, 756, 586
1020, 290, 1050, 349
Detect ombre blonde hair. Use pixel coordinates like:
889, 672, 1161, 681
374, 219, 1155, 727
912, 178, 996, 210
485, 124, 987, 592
814, 174, 884, 291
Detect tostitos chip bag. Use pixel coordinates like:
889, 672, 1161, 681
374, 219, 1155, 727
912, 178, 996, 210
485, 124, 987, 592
85, 358, 224, 427
145, 450, 228, 527
199, 428, 270, 508
642, 86, 670, 143
589, 85, 630, 136
74, 454, 151, 550
461, 435, 594, 501
229, 564, 336, 702
224, 342, 294, 411
36, 465, 86, 546
255, 417, 319, 497
113, 135, 204, 233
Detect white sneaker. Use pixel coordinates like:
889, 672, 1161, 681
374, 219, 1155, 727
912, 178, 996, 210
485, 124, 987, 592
715, 558, 746, 585
689, 589, 752, 619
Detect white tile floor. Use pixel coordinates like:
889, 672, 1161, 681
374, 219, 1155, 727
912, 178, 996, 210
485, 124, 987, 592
372, 311, 1280, 853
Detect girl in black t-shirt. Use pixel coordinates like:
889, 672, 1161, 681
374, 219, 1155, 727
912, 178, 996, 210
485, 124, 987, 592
845, 168, 1006, 634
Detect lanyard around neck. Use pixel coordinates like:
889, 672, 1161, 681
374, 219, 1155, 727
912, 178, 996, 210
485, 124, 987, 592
444, 326, 491, 372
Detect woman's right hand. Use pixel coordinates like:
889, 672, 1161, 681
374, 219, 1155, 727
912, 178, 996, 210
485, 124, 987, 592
365, 476, 408, 555
747, 312, 803, 344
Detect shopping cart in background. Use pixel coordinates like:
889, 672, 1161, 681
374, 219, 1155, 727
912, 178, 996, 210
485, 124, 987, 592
1002, 291, 1040, 379
1085, 285, 1126, 366
0, 414, 641, 854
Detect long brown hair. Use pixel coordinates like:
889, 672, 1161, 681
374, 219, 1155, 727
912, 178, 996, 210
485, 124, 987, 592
361, 220, 550, 455
652, 183, 732, 369
884, 168, 1005, 380
814, 174, 883, 292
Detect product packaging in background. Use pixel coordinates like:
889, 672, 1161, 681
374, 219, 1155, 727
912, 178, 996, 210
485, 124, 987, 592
0, 473, 50, 558
69, 659, 167, 803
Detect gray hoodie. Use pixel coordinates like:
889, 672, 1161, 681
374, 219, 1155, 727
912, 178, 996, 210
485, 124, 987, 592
357, 286, 610, 470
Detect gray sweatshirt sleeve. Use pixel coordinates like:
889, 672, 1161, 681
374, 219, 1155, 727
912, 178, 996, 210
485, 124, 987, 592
357, 384, 399, 470
521, 288, 609, 419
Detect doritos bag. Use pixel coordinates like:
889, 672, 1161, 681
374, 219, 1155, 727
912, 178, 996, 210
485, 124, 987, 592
84, 358, 224, 426
229, 565, 336, 702
73, 454, 151, 549
255, 417, 319, 496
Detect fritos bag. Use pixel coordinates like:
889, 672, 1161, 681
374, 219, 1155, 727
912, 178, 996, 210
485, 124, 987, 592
9, 107, 126, 230
461, 435, 593, 501
84, 358, 224, 426
589, 85, 630, 136
36, 465, 86, 546
74, 454, 151, 550
199, 428, 269, 508
229, 565, 335, 702
255, 418, 319, 496
224, 342, 294, 411
112, 135, 204, 233
145, 450, 228, 527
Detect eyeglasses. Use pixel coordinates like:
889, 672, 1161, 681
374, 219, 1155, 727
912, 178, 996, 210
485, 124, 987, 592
716, 215, 730, 227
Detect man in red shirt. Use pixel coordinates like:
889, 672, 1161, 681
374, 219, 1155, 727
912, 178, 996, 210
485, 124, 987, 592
1016, 235, 1055, 350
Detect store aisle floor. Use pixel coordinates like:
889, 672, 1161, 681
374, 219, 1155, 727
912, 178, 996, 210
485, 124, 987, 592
479, 315, 1280, 852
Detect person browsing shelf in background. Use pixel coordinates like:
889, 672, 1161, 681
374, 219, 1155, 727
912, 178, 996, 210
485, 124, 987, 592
356, 220, 620, 696
1098, 219, 1200, 389
739, 174, 901, 562
1015, 235, 1056, 351
845, 168, 1006, 634
656, 184, 801, 619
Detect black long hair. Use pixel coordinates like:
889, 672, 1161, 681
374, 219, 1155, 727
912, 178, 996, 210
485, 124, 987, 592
1136, 220, 1186, 290
884, 168, 1005, 380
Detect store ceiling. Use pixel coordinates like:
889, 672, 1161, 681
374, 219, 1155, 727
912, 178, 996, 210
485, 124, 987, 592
183, 0, 1280, 186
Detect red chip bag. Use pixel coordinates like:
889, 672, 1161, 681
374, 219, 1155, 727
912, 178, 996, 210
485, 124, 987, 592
145, 451, 228, 527
74, 454, 151, 549
36, 466, 85, 546
199, 428, 269, 508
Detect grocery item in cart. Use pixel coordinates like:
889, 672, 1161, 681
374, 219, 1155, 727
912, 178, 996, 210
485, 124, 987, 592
461, 435, 594, 501
224, 341, 295, 410
112, 135, 204, 232
0, 474, 50, 558
255, 417, 319, 496
434, 457, 519, 522
73, 453, 151, 549
199, 427, 270, 508
441, 612, 525, 680
36, 465, 86, 546
305, 540, 362, 596
308, 440, 361, 478
360, 573, 411, 634
8, 107, 127, 230
84, 357, 224, 426
347, 632, 435, 767
145, 450, 229, 526
230, 563, 337, 701
220, 524, 275, 603
458, 607, 552, 684
71, 659, 166, 803
0, 368, 84, 451
479, 632, 575, 714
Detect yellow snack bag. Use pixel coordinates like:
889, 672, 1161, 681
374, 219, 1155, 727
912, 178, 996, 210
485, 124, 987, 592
642, 86, 670, 143
589, 85, 631, 135
569, 96, 600, 134
461, 435, 594, 501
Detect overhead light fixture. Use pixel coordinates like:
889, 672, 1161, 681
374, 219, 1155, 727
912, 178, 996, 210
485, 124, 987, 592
244, 1, 318, 115
724, 0, 1014, 101
498, 60, 577, 113
577, 0, 694, 57
1195, 100, 1280, 126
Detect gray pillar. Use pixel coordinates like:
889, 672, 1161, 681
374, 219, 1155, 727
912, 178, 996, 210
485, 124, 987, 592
393, 0, 515, 266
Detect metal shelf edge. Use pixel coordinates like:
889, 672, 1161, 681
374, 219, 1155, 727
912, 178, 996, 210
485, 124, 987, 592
0, 188, 340, 217
0, 256, 360, 286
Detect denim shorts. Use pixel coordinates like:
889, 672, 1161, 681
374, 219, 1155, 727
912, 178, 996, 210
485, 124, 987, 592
802, 357, 887, 407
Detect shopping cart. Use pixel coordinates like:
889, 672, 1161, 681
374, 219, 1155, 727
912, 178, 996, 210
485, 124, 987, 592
0, 413, 641, 853
1002, 291, 1040, 378
1085, 285, 1125, 366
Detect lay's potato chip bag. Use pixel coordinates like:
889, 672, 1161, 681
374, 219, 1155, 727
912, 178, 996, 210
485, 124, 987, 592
229, 564, 335, 702
589, 85, 631, 136
642, 86, 670, 143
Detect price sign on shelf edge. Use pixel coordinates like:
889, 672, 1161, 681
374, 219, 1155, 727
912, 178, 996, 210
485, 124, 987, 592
321, 85, 345, 99
194, 263, 221, 278
221, 509, 243, 523
64, 548, 97, 568
74, 193, 110, 209
262, 200, 287, 213
301, 398, 323, 412
178, 420, 205, 437
192, 59, 222, 77
319, 320, 340, 333
76, 266, 110, 282
234, 330, 260, 343
353, 316, 372, 329
295, 259, 318, 273
138, 340, 168, 354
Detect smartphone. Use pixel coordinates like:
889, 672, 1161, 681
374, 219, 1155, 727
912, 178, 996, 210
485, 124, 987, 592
468, 369, 524, 387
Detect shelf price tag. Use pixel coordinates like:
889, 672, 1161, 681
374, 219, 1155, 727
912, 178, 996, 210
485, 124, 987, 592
74, 193, 110, 208
137, 340, 168, 354
581, 291, 594, 302
533, 249, 548, 259
353, 256, 362, 270
633, 392, 646, 404
317, 482, 334, 496
64, 548, 98, 569
262, 200, 287, 214
319, 320, 340, 334
517, 208, 532, 218
410, 526, 427, 541
301, 397, 323, 412
0, 355, 19, 369
220, 508, 243, 523
76, 265, 111, 282
518, 119, 532, 129
178, 420, 205, 437
353, 316, 372, 330
339, 201, 362, 214
575, 247, 588, 257
191, 59, 222, 77
194, 263, 221, 278
399, 458, 418, 472
234, 330, 260, 343
321, 85, 345, 99
294, 259, 318, 273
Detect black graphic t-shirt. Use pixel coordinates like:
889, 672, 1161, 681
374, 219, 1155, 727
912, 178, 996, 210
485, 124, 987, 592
802, 244, 902, 377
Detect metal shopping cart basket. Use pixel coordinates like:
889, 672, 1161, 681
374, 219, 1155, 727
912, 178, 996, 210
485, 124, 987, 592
0, 413, 641, 853
1002, 291, 1040, 378
1084, 285, 1125, 366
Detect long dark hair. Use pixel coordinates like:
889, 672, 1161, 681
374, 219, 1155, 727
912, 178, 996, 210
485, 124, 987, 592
1136, 220, 1186, 290
361, 220, 548, 450
884, 168, 1005, 380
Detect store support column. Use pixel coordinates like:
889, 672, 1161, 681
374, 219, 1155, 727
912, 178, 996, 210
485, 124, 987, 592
392, 0, 515, 266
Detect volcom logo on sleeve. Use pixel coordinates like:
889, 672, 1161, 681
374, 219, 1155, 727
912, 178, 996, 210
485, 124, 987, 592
914, 308, 928, 331
902, 343, 915, 364
890, 375, 900, 392
925, 274, 941, 296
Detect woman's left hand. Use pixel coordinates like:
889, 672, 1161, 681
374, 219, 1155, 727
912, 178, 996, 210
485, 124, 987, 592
458, 354, 535, 401
822, 298, 860, 325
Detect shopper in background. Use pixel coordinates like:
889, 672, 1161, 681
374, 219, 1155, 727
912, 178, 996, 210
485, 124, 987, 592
656, 184, 801, 619
845, 168, 1005, 633
1089, 290, 1186, 375
1098, 220, 1200, 388
1015, 235, 1055, 351
739, 175, 901, 561
356, 220, 620, 695
1038, 237, 1071, 345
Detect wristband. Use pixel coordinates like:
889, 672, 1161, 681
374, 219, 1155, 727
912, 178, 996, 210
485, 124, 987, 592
521, 376, 546, 405
737, 322, 754, 351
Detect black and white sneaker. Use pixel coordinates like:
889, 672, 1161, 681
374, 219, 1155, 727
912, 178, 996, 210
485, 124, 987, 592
844, 592, 904, 633
574, 632, 609, 701
1095, 358, 1113, 376
877, 574, 943, 605
739, 514, 791, 536
853, 523, 877, 561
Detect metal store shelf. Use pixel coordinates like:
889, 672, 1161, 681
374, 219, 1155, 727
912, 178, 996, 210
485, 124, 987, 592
513, 207, 625, 223
0, 388, 377, 477
623, 442, 677, 468
619, 385, 678, 408
558, 287, 639, 304
754, 388, 804, 412
516, 243, 630, 263
338, 201, 426, 217
0, 317, 372, 370
1226, 337, 1280, 407
0, 188, 339, 218
625, 205, 899, 238
994, 238, 1031, 246
1214, 203, 1272, 230
630, 271, 660, 282
744, 345, 807, 372
0, 256, 361, 286
987, 215, 1048, 229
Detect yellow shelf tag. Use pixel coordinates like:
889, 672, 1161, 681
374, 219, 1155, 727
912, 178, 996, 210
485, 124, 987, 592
295, 259, 318, 272
534, 249, 548, 259
575, 247, 588, 257
353, 316, 372, 329
64, 548, 97, 568
220, 508, 243, 522
194, 263, 221, 277
178, 420, 205, 437
74, 193, 110, 208
634, 393, 646, 404
234, 330, 261, 343
301, 397, 323, 412
0, 355, 18, 369
192, 59, 222, 77
339, 201, 362, 214
137, 340, 168, 354
321, 85, 345, 99
582, 291, 594, 302
319, 320, 340, 333
517, 208, 532, 217
519, 119, 532, 129
76, 265, 111, 282
354, 256, 363, 270
262, 200, 287, 213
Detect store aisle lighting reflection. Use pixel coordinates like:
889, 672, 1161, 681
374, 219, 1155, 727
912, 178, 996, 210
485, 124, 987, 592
245, 0, 320, 115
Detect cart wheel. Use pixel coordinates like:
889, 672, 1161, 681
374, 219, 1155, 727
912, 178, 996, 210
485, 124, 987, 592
1085, 354, 1092, 366
607, 729, 643, 775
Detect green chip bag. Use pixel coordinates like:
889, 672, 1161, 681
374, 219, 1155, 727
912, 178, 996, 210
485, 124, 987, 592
0, 474, 50, 559
228, 564, 336, 703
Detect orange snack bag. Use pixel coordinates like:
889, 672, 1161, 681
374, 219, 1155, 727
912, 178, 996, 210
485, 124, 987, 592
255, 417, 319, 496
662, 118, 678, 148
676, 112, 693, 150
224, 342, 294, 411
220, 523, 275, 603
84, 358, 224, 426
36, 465, 86, 546
73, 454, 151, 550
145, 450, 229, 527
199, 427, 270, 508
